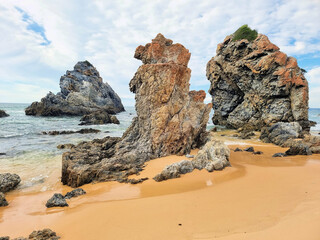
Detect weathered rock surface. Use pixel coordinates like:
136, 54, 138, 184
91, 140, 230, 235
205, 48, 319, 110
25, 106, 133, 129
45, 193, 68, 208
207, 33, 310, 132
64, 188, 86, 199
79, 111, 119, 125
192, 140, 230, 172
285, 141, 312, 156
0, 173, 21, 193
0, 192, 8, 207
154, 140, 230, 181
57, 144, 75, 150
28, 229, 60, 240
0, 110, 9, 118
62, 34, 211, 187
1, 229, 60, 240
25, 61, 124, 116
42, 128, 100, 135
260, 122, 302, 147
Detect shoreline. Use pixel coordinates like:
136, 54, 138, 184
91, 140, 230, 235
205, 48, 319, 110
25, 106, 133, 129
1, 132, 320, 239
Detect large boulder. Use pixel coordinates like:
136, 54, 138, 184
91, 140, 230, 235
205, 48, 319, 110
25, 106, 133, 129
0, 173, 21, 193
79, 111, 119, 125
207, 31, 311, 132
62, 34, 211, 187
0, 110, 9, 118
25, 61, 124, 116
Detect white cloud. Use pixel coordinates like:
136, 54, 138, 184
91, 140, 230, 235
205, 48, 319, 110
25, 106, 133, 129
0, 0, 319, 107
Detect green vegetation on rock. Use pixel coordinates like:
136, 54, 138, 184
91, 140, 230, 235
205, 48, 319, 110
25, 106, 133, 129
232, 24, 258, 42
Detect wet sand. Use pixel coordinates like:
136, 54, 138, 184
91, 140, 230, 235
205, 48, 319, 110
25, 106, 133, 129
1, 133, 320, 239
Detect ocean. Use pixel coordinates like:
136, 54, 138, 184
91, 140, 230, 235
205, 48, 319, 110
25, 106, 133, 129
0, 103, 320, 192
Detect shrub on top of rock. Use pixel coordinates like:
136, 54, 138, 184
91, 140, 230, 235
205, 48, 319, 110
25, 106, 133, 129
232, 24, 258, 42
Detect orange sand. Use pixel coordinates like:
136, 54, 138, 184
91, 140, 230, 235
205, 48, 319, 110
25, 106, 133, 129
1, 135, 320, 239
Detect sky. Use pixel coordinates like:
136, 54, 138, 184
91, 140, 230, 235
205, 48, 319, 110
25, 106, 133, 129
0, 0, 319, 107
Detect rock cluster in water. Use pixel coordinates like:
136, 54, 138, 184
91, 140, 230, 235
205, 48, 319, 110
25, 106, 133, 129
25, 61, 124, 116
0, 110, 9, 118
61, 34, 211, 187
207, 34, 311, 132
42, 128, 100, 135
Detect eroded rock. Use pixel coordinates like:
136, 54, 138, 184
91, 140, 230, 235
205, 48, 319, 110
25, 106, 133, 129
154, 140, 230, 182
207, 33, 311, 132
25, 61, 124, 116
42, 128, 100, 135
28, 229, 60, 240
61, 34, 211, 187
0, 173, 21, 193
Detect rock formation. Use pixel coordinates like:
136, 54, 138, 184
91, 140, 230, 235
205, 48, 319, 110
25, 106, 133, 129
154, 139, 230, 182
0, 192, 8, 207
207, 33, 311, 132
25, 61, 124, 116
79, 111, 119, 125
45, 193, 68, 208
42, 128, 100, 135
61, 33, 211, 187
0, 110, 9, 118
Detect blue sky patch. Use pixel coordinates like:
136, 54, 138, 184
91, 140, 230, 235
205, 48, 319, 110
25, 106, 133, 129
15, 6, 51, 46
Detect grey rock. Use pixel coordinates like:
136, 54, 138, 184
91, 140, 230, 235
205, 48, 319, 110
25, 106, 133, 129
0, 192, 8, 207
260, 122, 302, 147
185, 154, 194, 158
253, 151, 263, 155
0, 153, 6, 156
79, 111, 120, 125
0, 237, 10, 240
207, 34, 311, 132
234, 148, 242, 152
0, 173, 21, 193
45, 193, 68, 208
0, 110, 9, 118
25, 61, 124, 116
192, 140, 230, 172
285, 141, 312, 156
153, 160, 194, 182
64, 188, 86, 199
272, 153, 286, 157
244, 147, 254, 152
12, 238, 27, 240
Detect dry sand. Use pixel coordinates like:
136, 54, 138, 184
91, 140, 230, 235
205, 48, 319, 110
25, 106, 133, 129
1, 133, 320, 239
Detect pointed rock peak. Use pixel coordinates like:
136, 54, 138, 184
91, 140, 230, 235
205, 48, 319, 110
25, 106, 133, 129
134, 33, 191, 67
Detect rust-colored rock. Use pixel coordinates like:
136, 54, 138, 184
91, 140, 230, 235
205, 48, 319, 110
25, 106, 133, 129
62, 34, 211, 187
207, 33, 310, 132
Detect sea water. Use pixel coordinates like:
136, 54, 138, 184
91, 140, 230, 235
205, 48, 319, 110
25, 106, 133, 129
0, 103, 319, 192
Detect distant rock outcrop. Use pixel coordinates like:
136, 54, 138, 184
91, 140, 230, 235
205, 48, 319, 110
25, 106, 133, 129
61, 34, 211, 187
0, 110, 9, 118
207, 33, 311, 132
79, 111, 119, 125
25, 61, 124, 116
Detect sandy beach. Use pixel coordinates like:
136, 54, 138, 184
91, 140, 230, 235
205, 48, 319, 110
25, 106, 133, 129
1, 132, 320, 239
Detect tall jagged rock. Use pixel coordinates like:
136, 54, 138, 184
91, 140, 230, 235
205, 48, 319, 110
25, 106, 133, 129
25, 61, 124, 116
207, 34, 310, 131
62, 34, 211, 187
